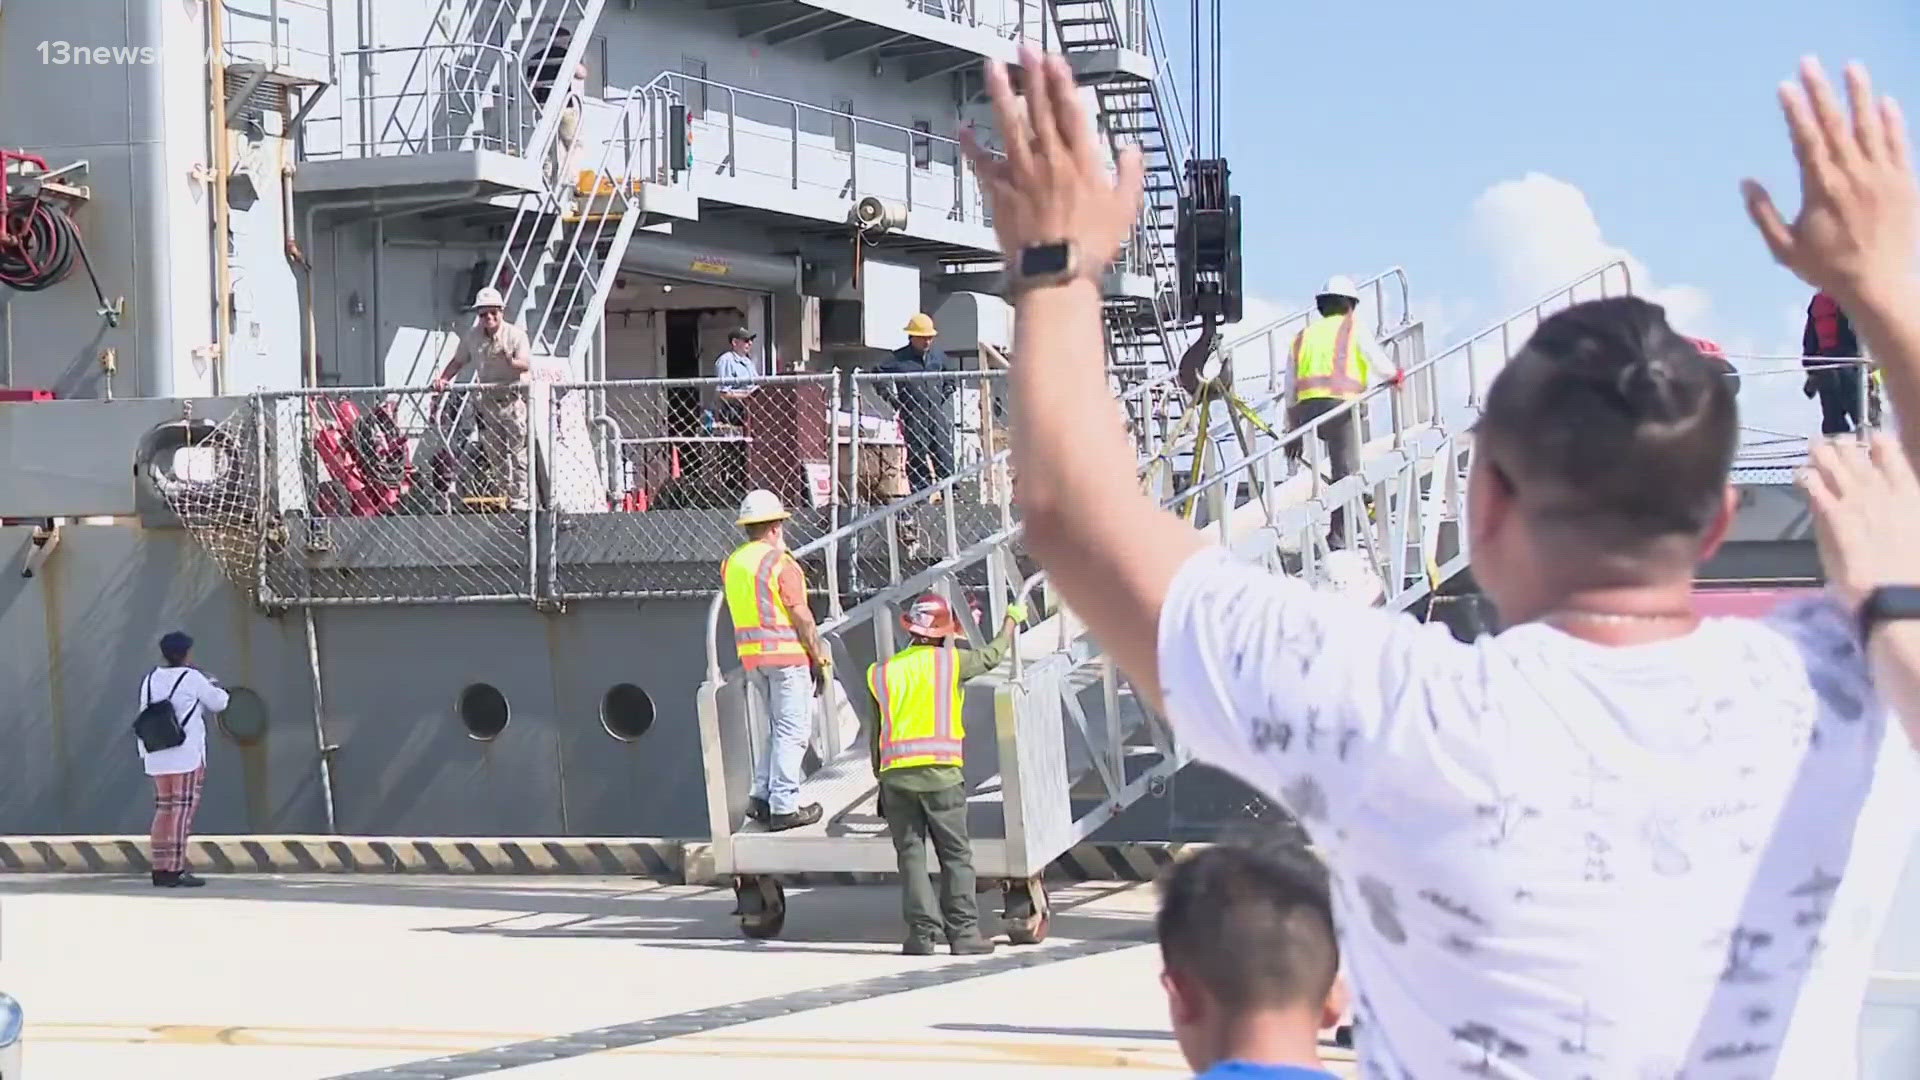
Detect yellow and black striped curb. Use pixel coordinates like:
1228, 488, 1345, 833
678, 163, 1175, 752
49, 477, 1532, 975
0, 836, 1200, 882
0, 836, 682, 878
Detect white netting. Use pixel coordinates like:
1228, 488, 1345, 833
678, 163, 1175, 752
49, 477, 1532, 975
155, 400, 270, 602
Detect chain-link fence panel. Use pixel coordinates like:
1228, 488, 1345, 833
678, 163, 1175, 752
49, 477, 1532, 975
255, 384, 539, 605
545, 373, 841, 598
841, 369, 1020, 600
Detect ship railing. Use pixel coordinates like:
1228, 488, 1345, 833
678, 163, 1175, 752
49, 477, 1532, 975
309, 42, 538, 159
1723, 354, 1883, 484
658, 72, 1000, 232
1213, 267, 1414, 402
907, 0, 1048, 42
221, 0, 335, 84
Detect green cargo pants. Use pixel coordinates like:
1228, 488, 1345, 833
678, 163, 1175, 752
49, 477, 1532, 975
880, 782, 980, 945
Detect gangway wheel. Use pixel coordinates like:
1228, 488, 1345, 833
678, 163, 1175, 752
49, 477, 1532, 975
734, 875, 787, 939
1001, 875, 1051, 945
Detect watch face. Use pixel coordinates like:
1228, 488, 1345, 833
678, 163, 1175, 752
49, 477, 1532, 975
1019, 244, 1072, 278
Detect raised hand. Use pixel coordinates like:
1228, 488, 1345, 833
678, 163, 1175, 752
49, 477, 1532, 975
959, 46, 1144, 275
1743, 58, 1918, 310
1800, 433, 1920, 614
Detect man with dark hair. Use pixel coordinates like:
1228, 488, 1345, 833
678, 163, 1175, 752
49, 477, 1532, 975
962, 49, 1920, 1077
1158, 845, 1346, 1079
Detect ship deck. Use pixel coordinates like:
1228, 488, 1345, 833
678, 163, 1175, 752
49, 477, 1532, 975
0, 873, 1358, 1079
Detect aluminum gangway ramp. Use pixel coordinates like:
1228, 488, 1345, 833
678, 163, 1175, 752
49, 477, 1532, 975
694, 262, 1635, 940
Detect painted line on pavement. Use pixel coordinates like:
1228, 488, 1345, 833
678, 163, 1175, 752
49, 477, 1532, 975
324, 933, 1153, 1079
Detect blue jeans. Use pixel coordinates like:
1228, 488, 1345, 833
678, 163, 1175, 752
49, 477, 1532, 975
747, 664, 812, 815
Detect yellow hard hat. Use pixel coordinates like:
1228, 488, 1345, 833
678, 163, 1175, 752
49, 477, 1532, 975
904, 313, 936, 337
735, 489, 790, 526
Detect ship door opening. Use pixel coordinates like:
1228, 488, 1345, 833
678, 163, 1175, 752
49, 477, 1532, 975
601, 273, 774, 510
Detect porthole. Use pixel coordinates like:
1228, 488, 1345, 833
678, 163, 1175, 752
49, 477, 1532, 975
457, 683, 510, 740
601, 683, 655, 742
217, 687, 268, 746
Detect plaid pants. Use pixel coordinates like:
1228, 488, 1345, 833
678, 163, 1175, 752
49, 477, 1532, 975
150, 765, 206, 873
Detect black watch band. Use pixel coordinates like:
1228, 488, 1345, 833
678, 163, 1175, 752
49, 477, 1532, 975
1857, 585, 1920, 641
1008, 241, 1079, 294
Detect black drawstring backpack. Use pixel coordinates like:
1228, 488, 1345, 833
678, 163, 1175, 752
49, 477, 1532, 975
133, 671, 198, 753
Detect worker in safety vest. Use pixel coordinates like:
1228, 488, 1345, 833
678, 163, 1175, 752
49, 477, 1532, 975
1286, 275, 1396, 546
723, 489, 829, 831
866, 592, 1024, 955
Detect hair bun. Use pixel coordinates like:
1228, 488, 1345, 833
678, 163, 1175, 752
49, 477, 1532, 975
1613, 355, 1690, 421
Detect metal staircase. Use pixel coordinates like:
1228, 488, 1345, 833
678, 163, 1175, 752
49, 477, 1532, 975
487, 76, 678, 373
1047, 0, 1191, 376
379, 0, 607, 160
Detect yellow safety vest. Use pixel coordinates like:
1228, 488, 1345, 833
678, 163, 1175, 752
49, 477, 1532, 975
1290, 313, 1372, 403
721, 540, 808, 668
866, 644, 965, 771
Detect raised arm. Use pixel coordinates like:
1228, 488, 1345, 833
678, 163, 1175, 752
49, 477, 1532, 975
1744, 59, 1920, 464
1802, 434, 1920, 750
959, 49, 1200, 710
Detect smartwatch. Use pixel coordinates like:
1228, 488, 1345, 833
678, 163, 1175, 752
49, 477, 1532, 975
1857, 585, 1920, 641
1008, 241, 1080, 294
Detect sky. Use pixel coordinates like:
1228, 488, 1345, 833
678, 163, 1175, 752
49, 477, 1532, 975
1156, 0, 1920, 436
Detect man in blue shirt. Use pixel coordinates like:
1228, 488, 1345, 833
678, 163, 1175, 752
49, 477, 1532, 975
1158, 843, 1347, 1080
876, 313, 957, 493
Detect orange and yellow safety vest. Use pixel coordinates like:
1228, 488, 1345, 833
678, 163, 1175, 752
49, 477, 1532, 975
866, 644, 965, 771
1290, 313, 1374, 403
721, 540, 808, 669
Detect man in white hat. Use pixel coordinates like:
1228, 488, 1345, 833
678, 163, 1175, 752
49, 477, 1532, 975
1284, 275, 1397, 546
721, 489, 828, 830
436, 287, 538, 510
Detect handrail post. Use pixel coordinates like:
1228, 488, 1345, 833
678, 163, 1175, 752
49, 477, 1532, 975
790, 102, 800, 189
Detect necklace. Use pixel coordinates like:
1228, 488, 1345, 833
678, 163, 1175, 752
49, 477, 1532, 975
1544, 609, 1694, 627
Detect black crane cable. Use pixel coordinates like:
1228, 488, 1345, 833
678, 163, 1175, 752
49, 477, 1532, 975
1188, 0, 1222, 160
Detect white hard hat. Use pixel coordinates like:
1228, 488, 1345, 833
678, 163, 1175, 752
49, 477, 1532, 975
735, 489, 790, 527
1319, 549, 1384, 607
470, 287, 506, 311
1317, 275, 1360, 302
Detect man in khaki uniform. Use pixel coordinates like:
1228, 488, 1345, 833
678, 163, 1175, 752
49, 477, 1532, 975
435, 287, 537, 509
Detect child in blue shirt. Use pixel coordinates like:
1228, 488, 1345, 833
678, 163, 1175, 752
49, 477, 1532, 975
1157, 842, 1347, 1080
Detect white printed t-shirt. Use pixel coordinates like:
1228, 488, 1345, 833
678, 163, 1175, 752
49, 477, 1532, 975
136, 666, 229, 777
1156, 546, 1920, 1079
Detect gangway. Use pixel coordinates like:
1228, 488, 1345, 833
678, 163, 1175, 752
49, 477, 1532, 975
694, 261, 1635, 939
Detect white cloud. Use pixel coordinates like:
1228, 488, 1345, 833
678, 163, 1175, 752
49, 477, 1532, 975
1469, 172, 1712, 335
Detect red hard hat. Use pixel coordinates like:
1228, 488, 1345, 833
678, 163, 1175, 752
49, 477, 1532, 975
902, 593, 960, 639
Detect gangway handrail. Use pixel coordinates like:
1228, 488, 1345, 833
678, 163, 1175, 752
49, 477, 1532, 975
1222, 267, 1412, 352
696, 314, 1428, 684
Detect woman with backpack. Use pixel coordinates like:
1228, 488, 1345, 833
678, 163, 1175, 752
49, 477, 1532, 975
134, 631, 228, 888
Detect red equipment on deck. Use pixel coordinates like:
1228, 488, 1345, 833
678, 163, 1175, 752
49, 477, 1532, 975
309, 396, 411, 516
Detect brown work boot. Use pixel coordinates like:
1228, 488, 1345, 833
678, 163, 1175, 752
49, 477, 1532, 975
948, 937, 995, 956
767, 803, 823, 831
901, 938, 937, 956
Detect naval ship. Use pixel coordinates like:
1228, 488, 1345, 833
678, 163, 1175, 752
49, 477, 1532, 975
0, 0, 1270, 840
3, 0, 1916, 1059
